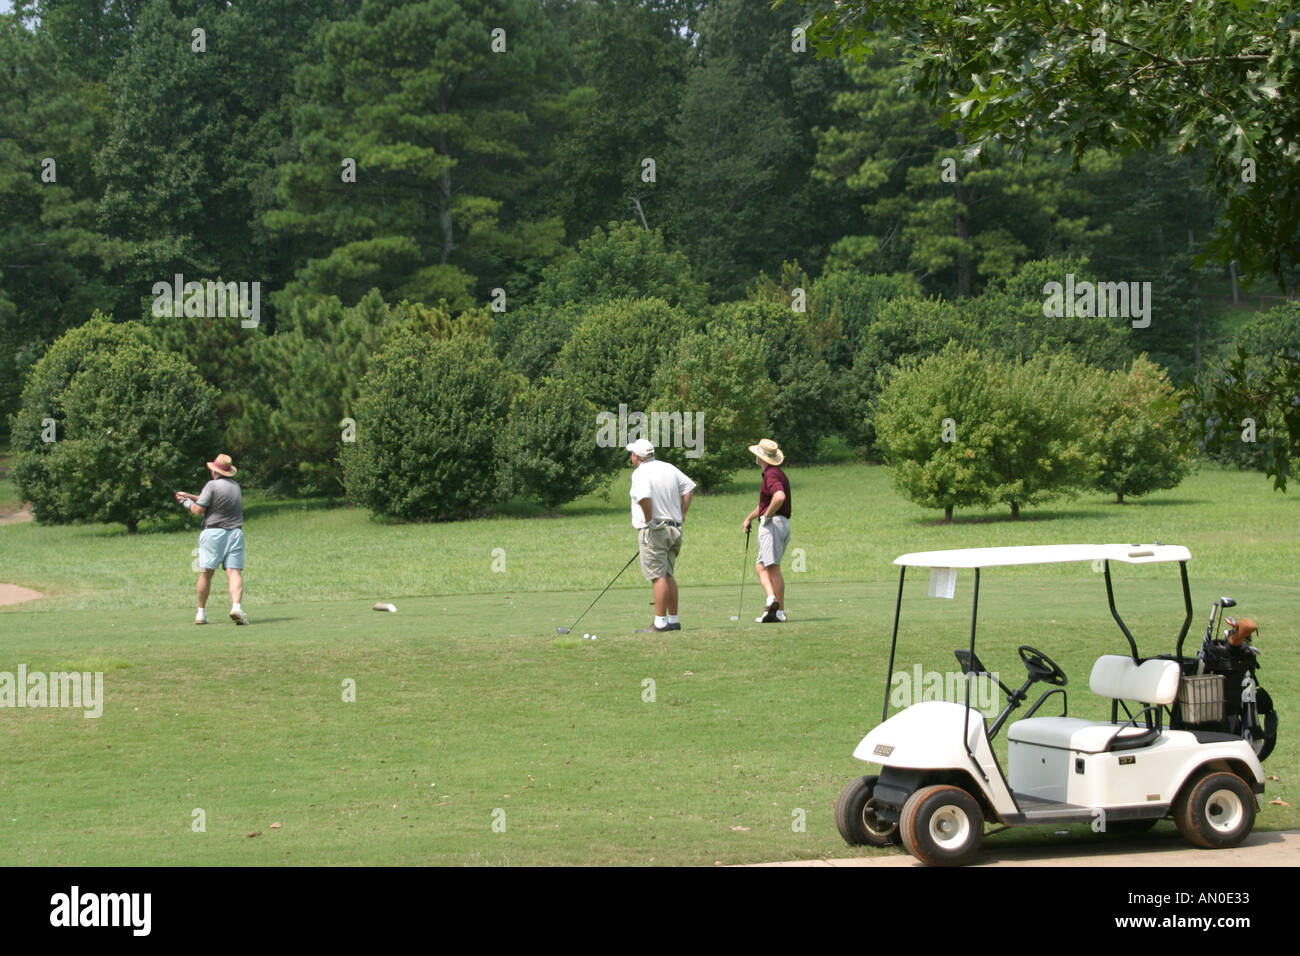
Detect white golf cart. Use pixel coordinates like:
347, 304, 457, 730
834, 544, 1268, 866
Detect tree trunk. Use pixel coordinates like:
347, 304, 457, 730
127, 517, 138, 534
1115, 491, 1125, 504
944, 504, 953, 522
1009, 500, 1019, 520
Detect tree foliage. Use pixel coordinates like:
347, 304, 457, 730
650, 326, 774, 491
557, 297, 699, 412
12, 326, 218, 532
876, 344, 1096, 519
533, 221, 708, 313
1089, 356, 1190, 503
791, 0, 1300, 287
342, 329, 515, 521
267, 0, 566, 312
498, 377, 611, 512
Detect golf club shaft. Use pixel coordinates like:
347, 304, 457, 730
561, 550, 639, 632
736, 527, 751, 620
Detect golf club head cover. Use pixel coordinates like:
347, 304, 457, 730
1226, 617, 1257, 646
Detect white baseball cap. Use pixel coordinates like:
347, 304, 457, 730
626, 438, 655, 458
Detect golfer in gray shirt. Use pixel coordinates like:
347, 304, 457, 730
175, 453, 249, 625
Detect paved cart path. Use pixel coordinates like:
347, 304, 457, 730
748, 829, 1299, 866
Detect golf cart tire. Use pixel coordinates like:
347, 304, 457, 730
899, 784, 984, 867
834, 775, 900, 847
1173, 771, 1256, 850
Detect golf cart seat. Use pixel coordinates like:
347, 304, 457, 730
1008, 656, 1181, 753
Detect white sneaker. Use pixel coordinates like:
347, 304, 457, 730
776, 610, 786, 622
230, 607, 250, 625
195, 613, 208, 625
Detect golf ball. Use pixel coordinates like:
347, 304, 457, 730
591, 634, 597, 641
583, 633, 590, 639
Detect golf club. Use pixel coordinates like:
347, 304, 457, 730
104, 428, 175, 491
730, 525, 752, 621
556, 550, 640, 634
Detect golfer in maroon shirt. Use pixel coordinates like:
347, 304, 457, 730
742, 438, 791, 623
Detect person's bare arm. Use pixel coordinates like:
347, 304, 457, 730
763, 490, 786, 518
175, 490, 205, 516
639, 498, 653, 524
680, 489, 693, 523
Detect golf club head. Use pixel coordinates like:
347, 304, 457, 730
729, 615, 739, 621
556, 627, 571, 634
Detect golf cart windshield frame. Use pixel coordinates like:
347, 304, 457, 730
881, 545, 1195, 766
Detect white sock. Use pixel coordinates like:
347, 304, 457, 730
232, 603, 242, 612
196, 607, 207, 617
667, 614, 679, 625
766, 594, 777, 606
654, 615, 667, 628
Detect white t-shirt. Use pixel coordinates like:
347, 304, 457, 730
629, 458, 696, 529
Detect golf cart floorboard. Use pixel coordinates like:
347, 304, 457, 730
1003, 794, 1167, 826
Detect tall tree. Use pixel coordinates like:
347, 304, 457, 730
813, 51, 1116, 298
96, 0, 351, 326
663, 0, 858, 299
0, 7, 119, 431
791, 0, 1300, 288
267, 0, 569, 313
548, 0, 696, 241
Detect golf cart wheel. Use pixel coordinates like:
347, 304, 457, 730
833, 776, 900, 847
899, 785, 983, 867
1174, 771, 1256, 849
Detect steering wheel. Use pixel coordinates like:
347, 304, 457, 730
1018, 645, 1068, 687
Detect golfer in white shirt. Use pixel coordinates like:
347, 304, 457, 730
627, 438, 696, 632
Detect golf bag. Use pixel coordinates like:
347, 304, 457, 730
1170, 618, 1278, 761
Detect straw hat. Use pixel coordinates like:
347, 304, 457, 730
748, 438, 784, 466
207, 453, 237, 477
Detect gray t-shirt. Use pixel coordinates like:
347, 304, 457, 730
196, 477, 243, 530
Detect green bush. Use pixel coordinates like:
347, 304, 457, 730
876, 344, 1096, 519
970, 257, 1134, 369
557, 297, 698, 411
534, 221, 709, 312
841, 296, 970, 455
811, 270, 922, 363
237, 290, 405, 496
1089, 355, 1190, 503
499, 377, 611, 513
712, 299, 839, 462
145, 283, 264, 458
13, 335, 218, 533
494, 305, 575, 382
342, 330, 516, 521
650, 326, 774, 491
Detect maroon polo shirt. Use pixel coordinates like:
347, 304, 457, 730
759, 465, 791, 518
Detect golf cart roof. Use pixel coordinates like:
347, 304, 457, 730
893, 544, 1191, 569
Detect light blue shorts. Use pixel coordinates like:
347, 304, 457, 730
198, 528, 245, 571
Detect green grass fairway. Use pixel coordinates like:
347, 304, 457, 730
1, 462, 1296, 865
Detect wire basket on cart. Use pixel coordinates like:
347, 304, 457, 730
1178, 673, 1225, 724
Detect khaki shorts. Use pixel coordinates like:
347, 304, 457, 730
639, 523, 682, 581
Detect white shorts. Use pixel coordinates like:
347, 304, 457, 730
756, 516, 790, 567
